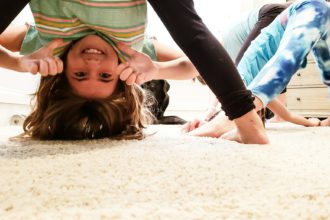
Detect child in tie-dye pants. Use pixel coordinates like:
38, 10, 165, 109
242, 0, 330, 110
181, 0, 330, 139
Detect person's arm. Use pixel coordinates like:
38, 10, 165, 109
152, 39, 199, 80
0, 25, 29, 71
0, 4, 63, 76
154, 57, 199, 80
0, 25, 65, 76
0, 25, 28, 52
0, 45, 22, 71
117, 42, 199, 84
267, 98, 320, 127
152, 39, 185, 61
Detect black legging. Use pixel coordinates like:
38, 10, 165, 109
0, 0, 29, 32
1, 0, 255, 120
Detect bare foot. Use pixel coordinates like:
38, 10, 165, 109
268, 115, 285, 123
233, 110, 269, 144
220, 128, 242, 143
188, 112, 235, 138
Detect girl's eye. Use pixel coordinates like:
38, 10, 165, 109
99, 72, 111, 78
74, 72, 86, 78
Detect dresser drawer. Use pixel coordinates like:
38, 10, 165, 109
287, 109, 330, 118
288, 64, 323, 87
287, 87, 330, 110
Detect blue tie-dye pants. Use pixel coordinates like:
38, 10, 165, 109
239, 0, 330, 107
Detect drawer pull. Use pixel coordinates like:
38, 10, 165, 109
296, 97, 301, 101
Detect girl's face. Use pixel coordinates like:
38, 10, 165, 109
66, 35, 120, 99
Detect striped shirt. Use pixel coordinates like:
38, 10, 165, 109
21, 0, 147, 60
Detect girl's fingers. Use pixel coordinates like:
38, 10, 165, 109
39, 57, 63, 76
181, 123, 190, 133
181, 119, 200, 133
117, 61, 143, 84
120, 66, 134, 81
28, 62, 39, 75
116, 62, 129, 76
44, 57, 58, 75
54, 57, 64, 73
126, 72, 138, 85
136, 73, 145, 85
38, 59, 48, 76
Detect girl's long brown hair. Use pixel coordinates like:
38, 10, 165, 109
23, 71, 153, 140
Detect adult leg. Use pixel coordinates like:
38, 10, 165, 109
148, 0, 268, 144
0, 0, 30, 33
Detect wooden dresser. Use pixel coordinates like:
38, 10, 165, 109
287, 54, 330, 118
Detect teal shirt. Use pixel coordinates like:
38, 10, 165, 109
221, 7, 260, 60
237, 17, 285, 86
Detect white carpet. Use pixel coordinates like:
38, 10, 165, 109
1, 123, 330, 219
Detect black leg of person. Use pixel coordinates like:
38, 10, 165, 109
0, 0, 30, 33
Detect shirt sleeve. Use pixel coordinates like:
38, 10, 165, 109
20, 24, 44, 55
142, 36, 158, 61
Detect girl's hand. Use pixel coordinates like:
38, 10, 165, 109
17, 39, 66, 76
116, 42, 158, 85
307, 117, 321, 127
181, 118, 206, 133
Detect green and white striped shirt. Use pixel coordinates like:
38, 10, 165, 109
21, 0, 147, 61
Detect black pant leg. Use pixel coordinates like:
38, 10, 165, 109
0, 0, 30, 33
